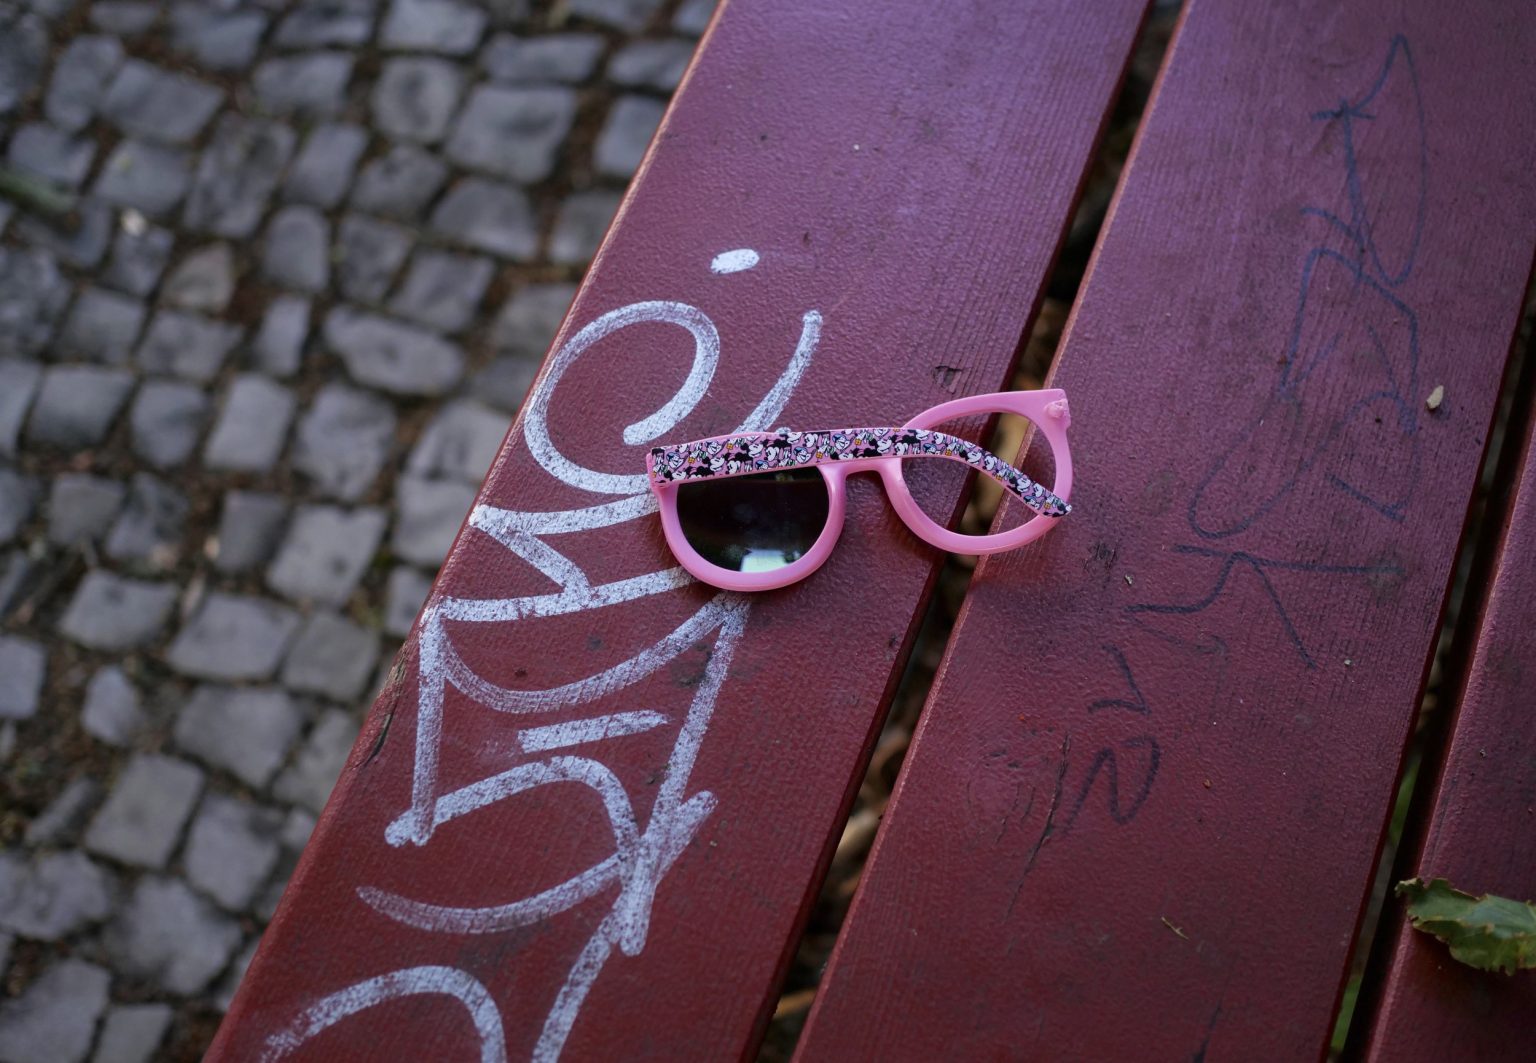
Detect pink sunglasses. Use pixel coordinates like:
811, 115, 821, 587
646, 389, 1074, 591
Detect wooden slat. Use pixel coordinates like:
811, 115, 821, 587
797, 2, 1536, 1059
1360, 350, 1536, 1059
208, 0, 1150, 1059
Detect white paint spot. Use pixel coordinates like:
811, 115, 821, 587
710, 248, 760, 274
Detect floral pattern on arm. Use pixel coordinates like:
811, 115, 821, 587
648, 426, 1071, 517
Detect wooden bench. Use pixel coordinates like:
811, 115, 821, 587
210, 0, 1536, 1058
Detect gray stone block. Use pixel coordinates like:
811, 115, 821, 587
7, 122, 94, 188
102, 225, 173, 297
0, 958, 109, 1063
275, 0, 376, 47
0, 247, 68, 358
491, 282, 576, 360
212, 491, 288, 574
250, 296, 311, 377
350, 144, 447, 219
56, 287, 145, 364
14, 200, 113, 270
167, 593, 301, 682
204, 375, 295, 472
0, 470, 38, 546
382, 0, 486, 54
371, 57, 464, 144
0, 11, 48, 118
567, 0, 664, 31
175, 686, 306, 788
80, 665, 145, 747
104, 473, 187, 568
607, 38, 693, 91
408, 399, 511, 482
160, 243, 237, 313
334, 214, 412, 303
388, 249, 495, 333
0, 361, 42, 459
273, 709, 360, 813
25, 366, 134, 449
135, 310, 242, 382
0, 850, 113, 940
183, 116, 297, 238
102, 877, 241, 995
251, 52, 353, 118
57, 571, 177, 651
92, 1004, 172, 1063
87, 2, 157, 36
85, 753, 205, 869
550, 189, 621, 265
480, 33, 603, 84
393, 475, 476, 566
45, 35, 125, 131
260, 206, 331, 293
0, 635, 45, 720
169, 3, 268, 71
93, 140, 194, 217
266, 504, 387, 606
673, 0, 715, 35
446, 84, 576, 182
185, 794, 282, 910
594, 95, 665, 178
323, 307, 466, 396
293, 384, 396, 501
384, 565, 431, 637
281, 612, 380, 702
101, 60, 223, 145
469, 354, 539, 412
430, 177, 537, 260
46, 473, 125, 546
23, 777, 99, 847
128, 380, 208, 468
284, 123, 367, 209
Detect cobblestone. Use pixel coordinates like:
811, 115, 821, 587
276, 0, 378, 49
80, 666, 146, 748
183, 115, 296, 238
57, 287, 145, 365
102, 877, 241, 995
92, 1004, 171, 1063
373, 57, 466, 144
89, 3, 156, 36
383, 0, 487, 54
85, 754, 205, 870
0, 636, 45, 721
251, 52, 354, 119
0, 362, 41, 459
448, 84, 576, 182
569, 0, 665, 33
481, 33, 604, 84
292, 383, 396, 500
101, 224, 173, 296
104, 473, 187, 568
282, 612, 380, 702
135, 310, 243, 382
7, 122, 95, 189
251, 295, 311, 377
323, 306, 466, 396
284, 123, 368, 209
185, 794, 283, 911
389, 249, 495, 333
385, 565, 432, 637
101, 60, 224, 145
0, 958, 109, 1063
46, 473, 125, 546
45, 35, 125, 132
175, 686, 306, 789
261, 206, 331, 293
0, 471, 38, 547
26, 366, 134, 449
595, 94, 666, 178
350, 143, 448, 219
161, 244, 237, 314
128, 380, 209, 468
57, 571, 177, 651
266, 503, 387, 605
170, 3, 269, 72
0, 850, 114, 941
167, 593, 300, 682
334, 213, 413, 302
393, 475, 476, 566
211, 491, 289, 574
608, 39, 694, 91
430, 176, 537, 259
273, 709, 360, 813
0, 247, 68, 357
204, 375, 295, 473
15, 199, 113, 269
0, 11, 49, 117
551, 190, 622, 264
409, 400, 511, 482
24, 777, 99, 847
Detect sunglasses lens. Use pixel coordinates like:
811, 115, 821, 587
902, 413, 1055, 536
674, 468, 830, 573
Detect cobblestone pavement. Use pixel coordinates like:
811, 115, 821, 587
0, 1, 711, 1058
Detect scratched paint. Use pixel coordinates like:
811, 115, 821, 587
265, 255, 822, 1060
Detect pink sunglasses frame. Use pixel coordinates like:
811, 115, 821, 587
646, 388, 1074, 591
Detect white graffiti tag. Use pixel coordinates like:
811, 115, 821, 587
269, 255, 820, 1061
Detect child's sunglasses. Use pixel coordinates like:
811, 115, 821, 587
646, 389, 1073, 591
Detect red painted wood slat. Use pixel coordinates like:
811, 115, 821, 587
1361, 361, 1536, 1060
208, 1, 1150, 1059
797, 2, 1536, 1059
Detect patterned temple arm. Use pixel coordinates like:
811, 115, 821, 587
648, 426, 1071, 517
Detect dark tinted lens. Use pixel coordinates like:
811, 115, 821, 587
674, 468, 830, 573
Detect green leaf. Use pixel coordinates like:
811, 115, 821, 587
1395, 877, 1536, 975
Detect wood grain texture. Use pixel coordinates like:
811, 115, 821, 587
797, 2, 1536, 1060
208, 0, 1149, 1059
1361, 351, 1536, 1060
